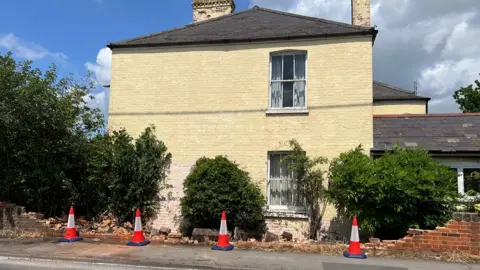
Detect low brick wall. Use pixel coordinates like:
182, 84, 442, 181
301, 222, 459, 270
379, 212, 480, 255
0, 204, 47, 232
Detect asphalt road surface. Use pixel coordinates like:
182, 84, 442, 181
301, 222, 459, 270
0, 257, 191, 270
0, 256, 412, 270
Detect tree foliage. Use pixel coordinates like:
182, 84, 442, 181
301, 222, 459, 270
281, 139, 329, 240
327, 145, 459, 239
180, 156, 266, 236
0, 52, 103, 216
103, 126, 172, 223
453, 79, 480, 113
0, 52, 171, 223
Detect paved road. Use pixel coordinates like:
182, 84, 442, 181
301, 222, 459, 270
0, 239, 477, 270
0, 256, 409, 270
0, 257, 189, 270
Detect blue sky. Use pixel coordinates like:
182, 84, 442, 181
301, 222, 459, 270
2, 0, 480, 120
0, 0, 252, 123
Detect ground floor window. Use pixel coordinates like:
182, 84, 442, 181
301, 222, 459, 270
449, 166, 480, 196
267, 152, 305, 212
463, 168, 480, 195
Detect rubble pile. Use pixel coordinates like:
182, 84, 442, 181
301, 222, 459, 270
24, 211, 135, 236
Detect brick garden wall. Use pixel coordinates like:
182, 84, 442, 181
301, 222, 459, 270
0, 204, 46, 232
367, 212, 480, 255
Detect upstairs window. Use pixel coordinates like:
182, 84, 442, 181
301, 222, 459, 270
270, 51, 307, 109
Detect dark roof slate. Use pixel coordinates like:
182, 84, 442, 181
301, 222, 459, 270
373, 114, 480, 153
373, 81, 430, 101
108, 6, 376, 48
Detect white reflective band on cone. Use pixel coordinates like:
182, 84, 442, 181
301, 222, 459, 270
134, 216, 142, 231
219, 220, 227, 235
350, 225, 359, 242
67, 214, 75, 228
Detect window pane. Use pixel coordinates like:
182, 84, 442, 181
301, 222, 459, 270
282, 82, 294, 107
271, 56, 282, 80
293, 81, 306, 107
295, 54, 306, 79
271, 82, 282, 108
270, 180, 292, 206
283, 55, 294, 80
270, 154, 281, 178
464, 168, 480, 195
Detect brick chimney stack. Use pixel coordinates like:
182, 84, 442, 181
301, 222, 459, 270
351, 0, 371, 27
192, 0, 235, 23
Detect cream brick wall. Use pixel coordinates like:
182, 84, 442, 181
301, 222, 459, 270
109, 37, 373, 237
373, 100, 427, 115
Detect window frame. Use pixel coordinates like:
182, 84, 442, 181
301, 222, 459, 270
266, 151, 306, 213
440, 160, 480, 198
268, 50, 308, 111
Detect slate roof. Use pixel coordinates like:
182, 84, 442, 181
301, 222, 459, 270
108, 6, 377, 49
373, 114, 480, 154
373, 81, 430, 101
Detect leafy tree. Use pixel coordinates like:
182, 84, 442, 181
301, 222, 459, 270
281, 139, 329, 240
103, 126, 172, 223
0, 52, 103, 216
327, 145, 459, 239
180, 156, 266, 236
0, 52, 171, 224
453, 79, 480, 113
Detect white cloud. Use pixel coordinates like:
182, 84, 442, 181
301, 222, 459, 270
85, 47, 112, 86
250, 0, 480, 113
0, 33, 67, 63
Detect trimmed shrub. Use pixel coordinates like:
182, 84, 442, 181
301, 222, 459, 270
180, 156, 266, 236
327, 145, 459, 239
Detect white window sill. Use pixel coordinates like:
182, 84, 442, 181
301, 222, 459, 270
265, 209, 309, 219
266, 108, 309, 115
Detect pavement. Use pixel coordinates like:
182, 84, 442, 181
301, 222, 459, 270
0, 238, 477, 270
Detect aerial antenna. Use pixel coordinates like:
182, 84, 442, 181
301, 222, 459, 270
413, 81, 418, 96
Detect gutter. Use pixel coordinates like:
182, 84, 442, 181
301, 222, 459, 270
371, 149, 480, 157
373, 97, 431, 102
107, 29, 376, 49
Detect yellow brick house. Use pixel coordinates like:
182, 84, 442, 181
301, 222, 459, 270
107, 0, 474, 239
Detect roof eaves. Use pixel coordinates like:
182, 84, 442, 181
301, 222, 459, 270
370, 148, 480, 157
107, 30, 375, 49
373, 96, 431, 101
373, 113, 480, 118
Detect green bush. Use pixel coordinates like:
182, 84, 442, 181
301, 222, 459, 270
95, 126, 172, 223
327, 145, 459, 239
0, 52, 171, 223
180, 156, 266, 236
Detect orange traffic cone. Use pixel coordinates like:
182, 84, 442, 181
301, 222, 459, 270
127, 208, 150, 246
344, 216, 366, 259
212, 211, 234, 251
59, 206, 82, 242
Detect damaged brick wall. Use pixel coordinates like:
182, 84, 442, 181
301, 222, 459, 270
370, 212, 479, 255
0, 204, 46, 232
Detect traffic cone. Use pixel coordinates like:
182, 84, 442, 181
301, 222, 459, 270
343, 216, 366, 259
212, 211, 234, 251
59, 205, 82, 243
127, 208, 150, 246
